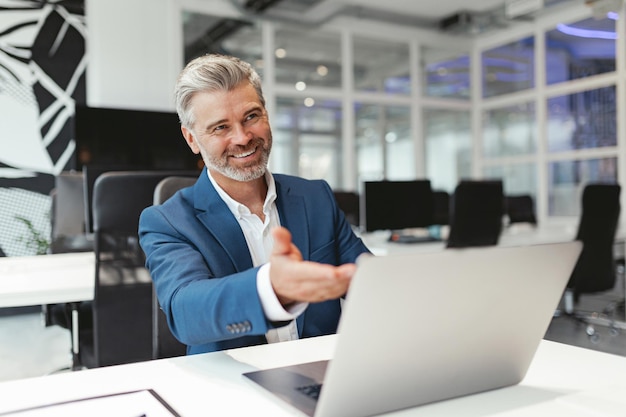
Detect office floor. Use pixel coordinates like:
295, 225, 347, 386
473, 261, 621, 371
0, 290, 625, 383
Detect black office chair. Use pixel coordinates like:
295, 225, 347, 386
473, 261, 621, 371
78, 170, 198, 368
446, 180, 504, 248
151, 176, 197, 359
505, 194, 537, 226
560, 183, 625, 338
332, 190, 360, 228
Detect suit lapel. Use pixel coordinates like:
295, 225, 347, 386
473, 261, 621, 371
192, 172, 254, 271
275, 177, 311, 259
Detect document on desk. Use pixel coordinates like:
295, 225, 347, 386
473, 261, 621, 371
0, 389, 180, 417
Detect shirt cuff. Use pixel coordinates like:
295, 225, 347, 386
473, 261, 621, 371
257, 263, 308, 321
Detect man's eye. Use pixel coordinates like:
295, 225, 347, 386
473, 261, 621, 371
213, 125, 227, 132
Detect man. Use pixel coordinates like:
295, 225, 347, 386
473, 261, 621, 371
139, 54, 370, 354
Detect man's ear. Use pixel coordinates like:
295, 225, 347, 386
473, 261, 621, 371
181, 126, 201, 154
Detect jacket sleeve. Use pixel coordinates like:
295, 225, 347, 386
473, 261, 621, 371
139, 205, 272, 346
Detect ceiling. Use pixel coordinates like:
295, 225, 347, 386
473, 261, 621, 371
225, 0, 581, 33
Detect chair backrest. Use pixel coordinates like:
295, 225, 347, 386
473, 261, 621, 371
333, 190, 360, 227
151, 176, 197, 359
447, 180, 504, 248
432, 190, 450, 226
505, 195, 537, 226
568, 183, 621, 299
89, 170, 198, 367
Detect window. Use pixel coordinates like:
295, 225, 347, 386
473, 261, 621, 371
482, 37, 535, 98
424, 108, 471, 192
353, 36, 410, 95
356, 104, 413, 181
272, 97, 342, 187
545, 15, 616, 85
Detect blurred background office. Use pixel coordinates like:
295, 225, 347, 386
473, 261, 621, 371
0, 0, 624, 256
1, 0, 626, 382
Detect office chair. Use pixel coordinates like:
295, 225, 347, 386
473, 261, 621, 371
505, 194, 537, 226
560, 183, 626, 339
446, 180, 504, 248
77, 170, 198, 368
151, 176, 197, 359
332, 190, 360, 227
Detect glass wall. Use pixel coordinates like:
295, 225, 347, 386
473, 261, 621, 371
423, 108, 471, 192
355, 104, 414, 182
273, 97, 343, 187
181, 4, 624, 223
353, 36, 410, 95
545, 15, 617, 85
422, 47, 470, 100
274, 26, 342, 89
482, 37, 535, 98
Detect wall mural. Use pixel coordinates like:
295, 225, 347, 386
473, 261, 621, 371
0, 0, 86, 256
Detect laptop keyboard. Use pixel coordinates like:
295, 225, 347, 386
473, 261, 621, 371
296, 383, 323, 400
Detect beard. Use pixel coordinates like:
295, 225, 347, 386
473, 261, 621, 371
201, 135, 272, 182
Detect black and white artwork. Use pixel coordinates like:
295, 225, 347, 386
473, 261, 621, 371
0, 0, 86, 256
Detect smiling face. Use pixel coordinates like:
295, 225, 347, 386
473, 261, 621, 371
181, 82, 272, 188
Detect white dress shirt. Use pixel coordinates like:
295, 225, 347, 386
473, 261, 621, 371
207, 171, 307, 342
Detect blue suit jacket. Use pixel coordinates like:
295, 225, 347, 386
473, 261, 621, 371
139, 169, 370, 354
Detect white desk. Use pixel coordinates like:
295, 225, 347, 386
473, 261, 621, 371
0, 335, 624, 416
0, 252, 95, 308
0, 252, 95, 370
360, 223, 622, 256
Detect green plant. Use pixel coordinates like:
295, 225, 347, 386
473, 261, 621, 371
15, 216, 50, 255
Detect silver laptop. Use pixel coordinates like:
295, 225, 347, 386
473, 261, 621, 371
244, 241, 582, 417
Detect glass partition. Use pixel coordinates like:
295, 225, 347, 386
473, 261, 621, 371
422, 47, 470, 99
545, 15, 616, 85
483, 102, 536, 158
423, 108, 471, 192
353, 36, 410, 95
548, 157, 617, 216
182, 11, 262, 67
272, 97, 342, 187
274, 25, 341, 88
547, 86, 617, 152
482, 37, 535, 98
356, 104, 413, 181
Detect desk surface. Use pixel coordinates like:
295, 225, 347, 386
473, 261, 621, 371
0, 252, 95, 308
0, 335, 625, 416
360, 223, 619, 256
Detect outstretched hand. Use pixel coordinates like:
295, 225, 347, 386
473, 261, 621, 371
269, 226, 357, 306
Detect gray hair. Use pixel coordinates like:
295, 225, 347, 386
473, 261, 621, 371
174, 54, 265, 130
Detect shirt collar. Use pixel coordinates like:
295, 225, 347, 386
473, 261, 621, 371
207, 170, 277, 218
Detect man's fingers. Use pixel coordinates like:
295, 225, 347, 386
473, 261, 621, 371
271, 226, 292, 255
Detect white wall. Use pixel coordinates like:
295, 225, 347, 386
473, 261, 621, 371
85, 0, 180, 112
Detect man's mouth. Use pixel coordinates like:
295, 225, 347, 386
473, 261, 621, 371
232, 147, 257, 159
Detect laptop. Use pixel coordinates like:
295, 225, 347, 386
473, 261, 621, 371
244, 241, 582, 417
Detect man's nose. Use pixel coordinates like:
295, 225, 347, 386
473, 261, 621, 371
230, 123, 253, 144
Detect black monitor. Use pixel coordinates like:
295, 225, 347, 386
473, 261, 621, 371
72, 105, 202, 171
362, 180, 434, 233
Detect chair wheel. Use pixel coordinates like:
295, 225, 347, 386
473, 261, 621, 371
586, 325, 595, 336
589, 333, 600, 343
609, 327, 619, 336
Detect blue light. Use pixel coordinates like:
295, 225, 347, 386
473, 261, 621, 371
556, 23, 617, 39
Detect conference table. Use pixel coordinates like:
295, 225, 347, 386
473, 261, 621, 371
0, 334, 625, 416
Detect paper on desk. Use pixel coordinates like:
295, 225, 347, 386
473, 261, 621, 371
0, 389, 180, 417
